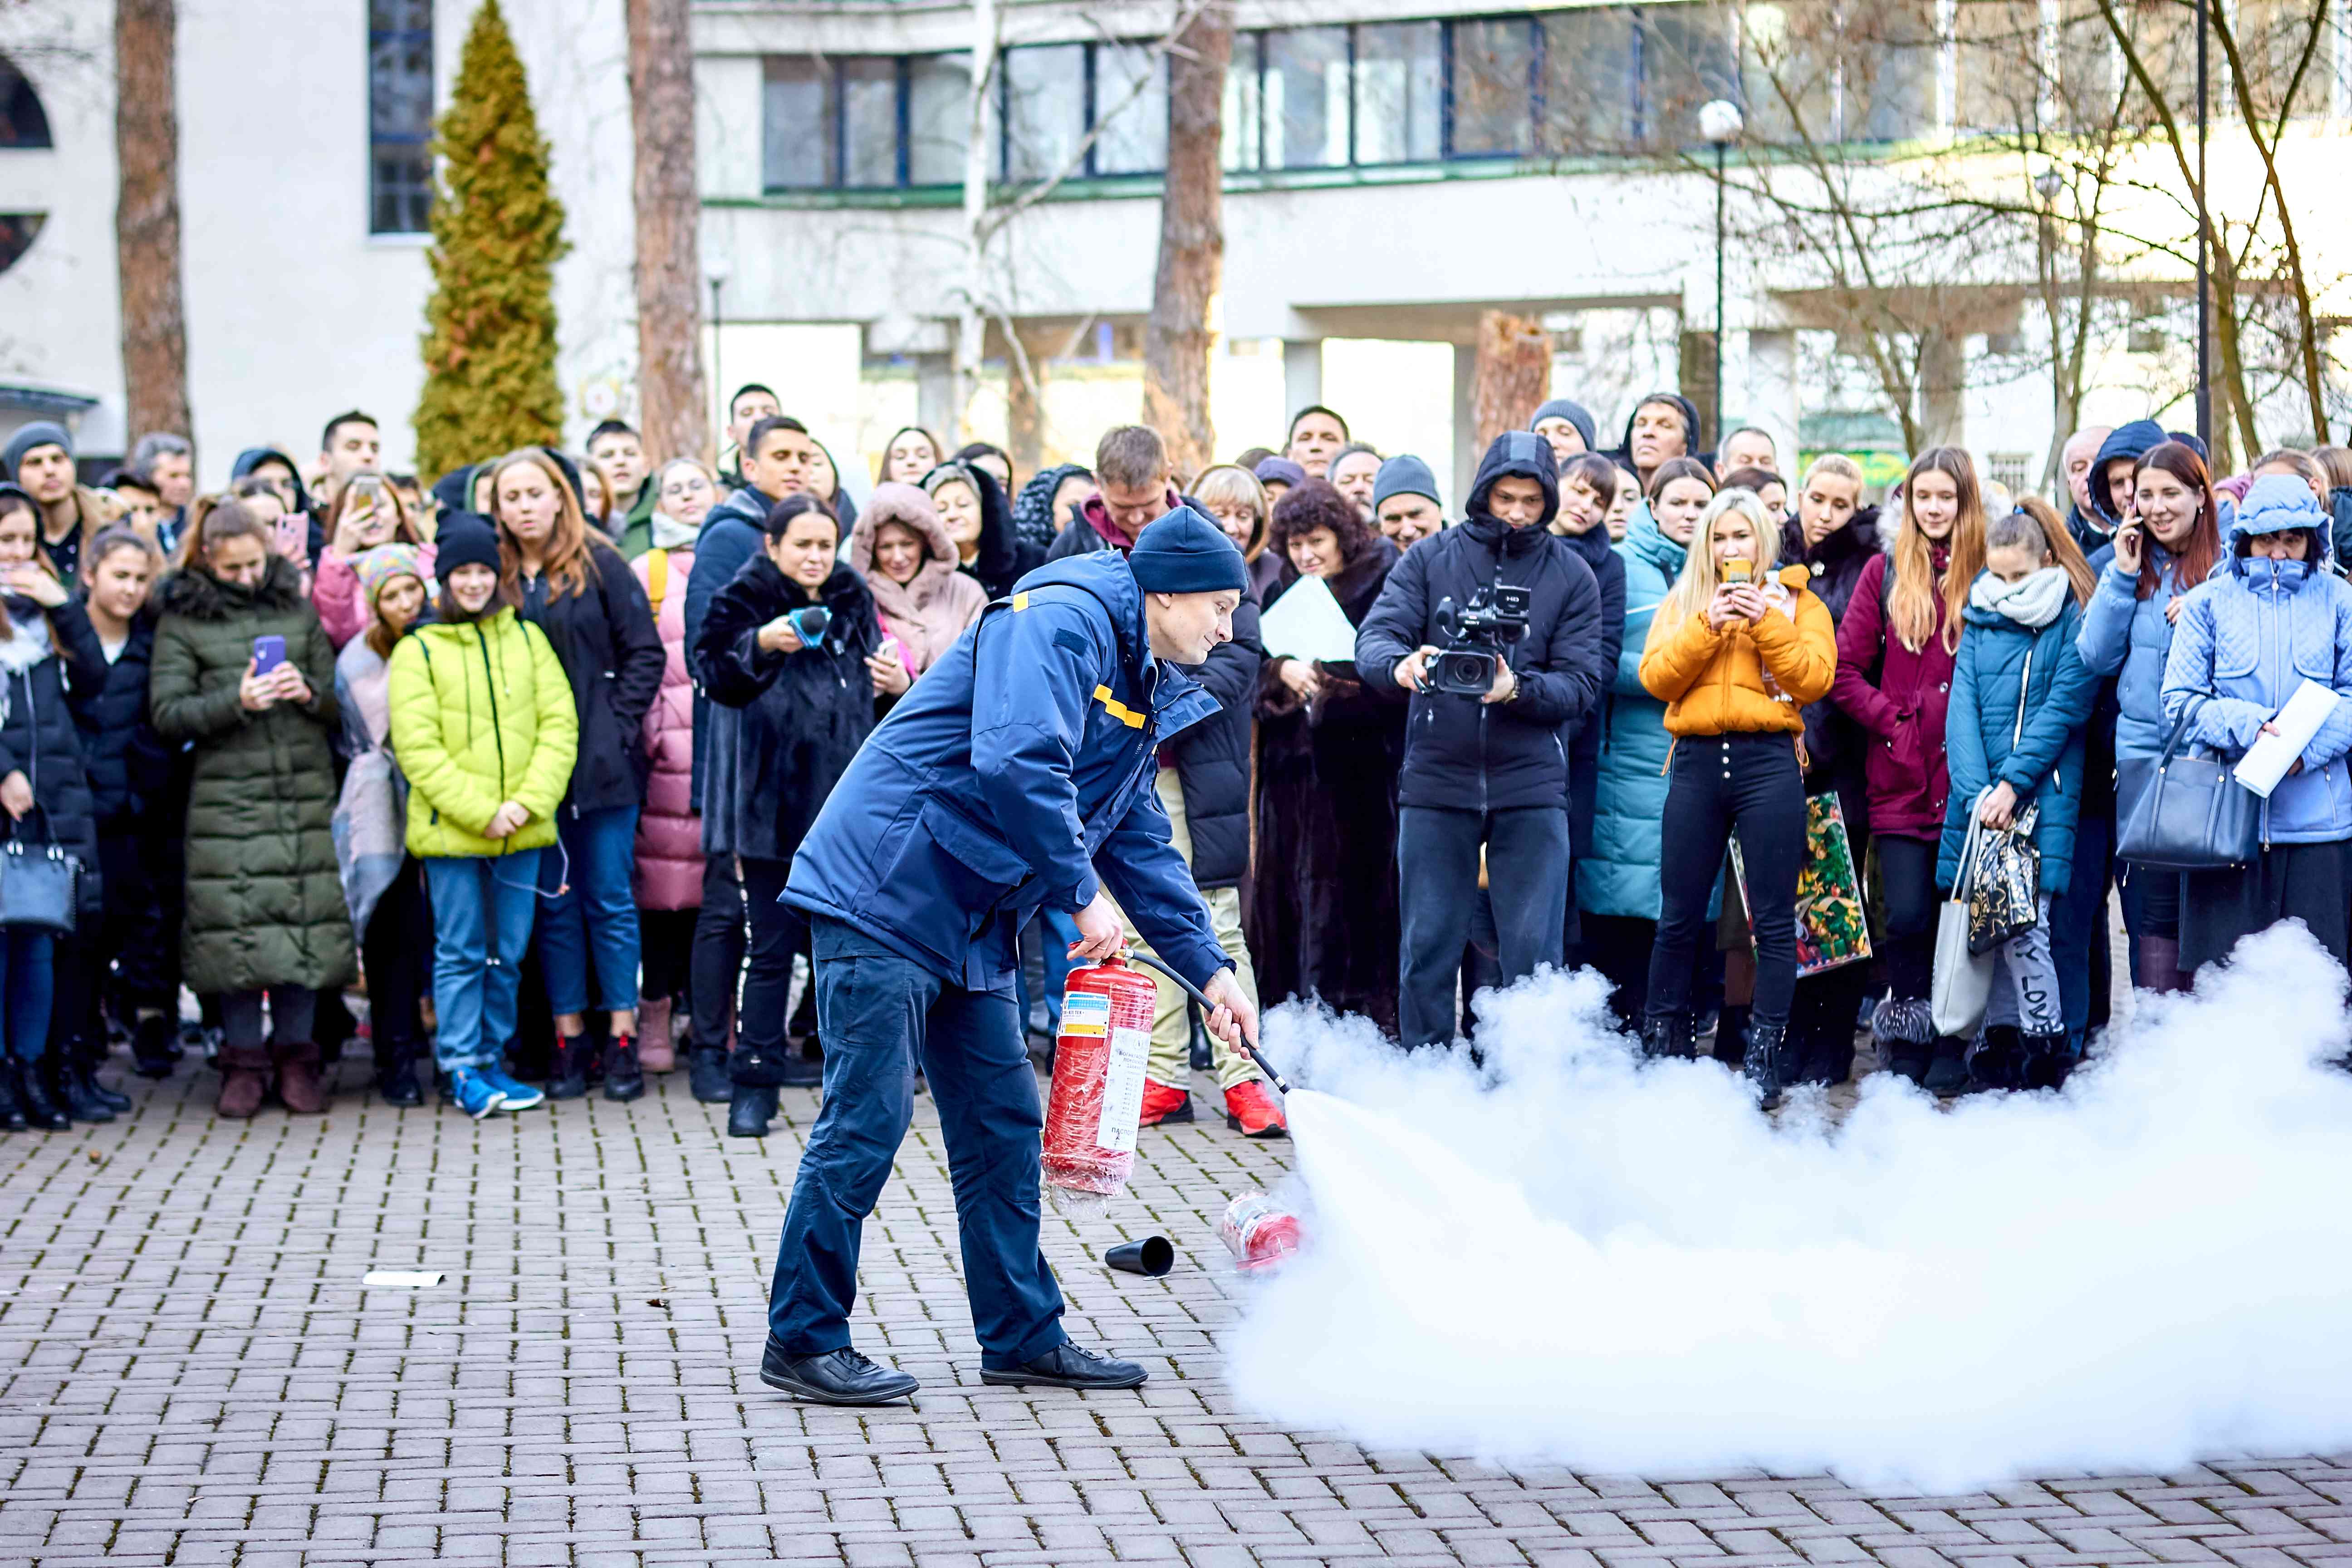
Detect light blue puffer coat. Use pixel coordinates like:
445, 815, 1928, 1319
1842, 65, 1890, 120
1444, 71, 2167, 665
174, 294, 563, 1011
2160, 475, 2352, 845
1578, 503, 1685, 919
1936, 581, 2098, 896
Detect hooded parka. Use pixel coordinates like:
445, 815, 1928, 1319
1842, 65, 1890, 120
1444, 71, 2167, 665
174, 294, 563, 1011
149, 556, 354, 994
848, 483, 989, 678
1353, 432, 1608, 813
385, 606, 578, 860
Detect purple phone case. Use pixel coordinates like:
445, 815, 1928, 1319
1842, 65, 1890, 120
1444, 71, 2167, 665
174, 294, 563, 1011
252, 635, 286, 675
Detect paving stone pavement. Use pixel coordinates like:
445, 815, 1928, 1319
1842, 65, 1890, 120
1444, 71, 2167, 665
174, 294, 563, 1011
2, 1051, 2347, 1567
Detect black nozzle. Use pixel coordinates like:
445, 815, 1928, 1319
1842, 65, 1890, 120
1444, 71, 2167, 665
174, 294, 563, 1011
1105, 1236, 1175, 1277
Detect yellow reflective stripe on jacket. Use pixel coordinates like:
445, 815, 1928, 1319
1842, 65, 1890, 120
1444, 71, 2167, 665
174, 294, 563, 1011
1093, 685, 1147, 728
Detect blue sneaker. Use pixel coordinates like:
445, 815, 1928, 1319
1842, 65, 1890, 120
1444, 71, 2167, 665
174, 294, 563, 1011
443, 1068, 507, 1120
479, 1067, 544, 1110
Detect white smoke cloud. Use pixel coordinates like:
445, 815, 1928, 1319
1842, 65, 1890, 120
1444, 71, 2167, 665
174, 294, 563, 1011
1227, 925, 2352, 1490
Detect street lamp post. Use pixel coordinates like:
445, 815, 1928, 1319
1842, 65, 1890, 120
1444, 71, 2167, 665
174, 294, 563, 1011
706, 256, 732, 444
1699, 99, 1744, 451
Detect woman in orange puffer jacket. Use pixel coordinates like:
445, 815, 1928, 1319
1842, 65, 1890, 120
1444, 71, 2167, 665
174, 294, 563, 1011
1636, 487, 1837, 1104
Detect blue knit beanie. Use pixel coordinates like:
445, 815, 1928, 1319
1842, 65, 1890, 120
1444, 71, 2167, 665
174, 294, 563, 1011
1128, 505, 1248, 594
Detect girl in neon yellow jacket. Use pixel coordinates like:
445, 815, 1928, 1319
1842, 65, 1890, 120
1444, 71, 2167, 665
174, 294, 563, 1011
383, 518, 578, 1115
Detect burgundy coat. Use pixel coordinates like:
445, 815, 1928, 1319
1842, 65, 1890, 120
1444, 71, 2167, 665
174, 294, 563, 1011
1829, 551, 1955, 841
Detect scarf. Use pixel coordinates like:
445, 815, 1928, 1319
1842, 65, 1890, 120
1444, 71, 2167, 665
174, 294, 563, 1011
1969, 566, 2072, 629
652, 511, 701, 550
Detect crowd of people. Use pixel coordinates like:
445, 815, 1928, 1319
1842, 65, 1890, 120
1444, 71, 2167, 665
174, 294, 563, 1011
0, 381, 2344, 1137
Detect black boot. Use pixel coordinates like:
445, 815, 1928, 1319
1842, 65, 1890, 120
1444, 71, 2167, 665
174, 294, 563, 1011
54, 1055, 113, 1122
1968, 1026, 2024, 1092
1872, 998, 1933, 1083
0, 1060, 27, 1131
602, 1034, 643, 1102
377, 1049, 423, 1107
19, 1060, 69, 1129
2019, 1031, 2074, 1090
1923, 1036, 1975, 1097
79, 1055, 131, 1114
779, 1044, 823, 1088
687, 1045, 731, 1104
545, 1034, 593, 1101
727, 1083, 779, 1137
1743, 1019, 1788, 1111
1638, 1010, 1696, 1060
131, 1014, 176, 1078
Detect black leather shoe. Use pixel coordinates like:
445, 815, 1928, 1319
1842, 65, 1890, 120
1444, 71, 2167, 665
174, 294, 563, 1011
57, 1060, 113, 1122
88, 1072, 133, 1114
778, 1051, 823, 1088
760, 1339, 918, 1405
603, 1035, 644, 1102
132, 1015, 176, 1079
0, 1061, 28, 1132
19, 1066, 69, 1130
727, 1084, 778, 1138
546, 1036, 592, 1100
378, 1056, 424, 1107
687, 1046, 731, 1104
979, 1342, 1147, 1391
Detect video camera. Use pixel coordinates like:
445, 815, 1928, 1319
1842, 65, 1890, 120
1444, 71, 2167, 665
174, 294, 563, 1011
1427, 587, 1531, 696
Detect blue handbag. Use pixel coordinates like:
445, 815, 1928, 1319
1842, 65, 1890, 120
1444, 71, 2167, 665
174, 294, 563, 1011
2115, 695, 2262, 870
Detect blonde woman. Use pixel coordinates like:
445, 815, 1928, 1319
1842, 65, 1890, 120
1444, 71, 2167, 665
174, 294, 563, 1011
1189, 463, 1280, 600
1637, 489, 1836, 1103
1828, 446, 1987, 1091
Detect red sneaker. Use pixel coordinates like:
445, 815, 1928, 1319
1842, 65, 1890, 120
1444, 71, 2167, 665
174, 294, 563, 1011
1139, 1080, 1194, 1126
1222, 1080, 1288, 1138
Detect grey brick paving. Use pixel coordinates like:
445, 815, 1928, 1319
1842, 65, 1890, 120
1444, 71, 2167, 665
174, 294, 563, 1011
3, 1051, 2347, 1566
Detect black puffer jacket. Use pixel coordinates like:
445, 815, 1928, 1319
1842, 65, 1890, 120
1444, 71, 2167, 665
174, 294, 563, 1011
1165, 591, 1262, 890
0, 601, 101, 919
693, 555, 881, 862
514, 539, 666, 815
1354, 433, 1608, 813
1782, 506, 1884, 832
56, 597, 170, 829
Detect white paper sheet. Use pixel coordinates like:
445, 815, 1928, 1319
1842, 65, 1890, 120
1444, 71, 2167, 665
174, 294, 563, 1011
1257, 573, 1362, 664
2233, 679, 2342, 798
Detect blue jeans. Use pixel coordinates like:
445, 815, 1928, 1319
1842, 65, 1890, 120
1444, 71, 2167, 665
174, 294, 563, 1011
1396, 804, 1571, 1050
0, 928, 53, 1063
536, 805, 642, 1015
426, 852, 544, 1073
769, 918, 1066, 1369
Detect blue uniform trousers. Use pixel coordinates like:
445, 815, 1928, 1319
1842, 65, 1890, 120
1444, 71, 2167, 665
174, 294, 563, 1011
767, 916, 1068, 1369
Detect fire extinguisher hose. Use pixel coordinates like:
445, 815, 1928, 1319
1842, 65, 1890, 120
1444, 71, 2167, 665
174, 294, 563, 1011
1124, 951, 1293, 1096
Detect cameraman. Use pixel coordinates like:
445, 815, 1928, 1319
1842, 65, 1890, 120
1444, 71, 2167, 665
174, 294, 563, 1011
1357, 431, 1608, 1049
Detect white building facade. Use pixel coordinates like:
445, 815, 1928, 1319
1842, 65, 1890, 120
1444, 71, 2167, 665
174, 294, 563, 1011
0, 0, 2334, 502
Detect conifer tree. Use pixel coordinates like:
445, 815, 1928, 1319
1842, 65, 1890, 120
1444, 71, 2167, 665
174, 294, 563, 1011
414, 0, 568, 482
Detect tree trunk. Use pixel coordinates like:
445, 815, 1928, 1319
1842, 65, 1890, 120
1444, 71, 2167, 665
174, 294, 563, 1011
627, 0, 708, 465
1472, 311, 1550, 455
115, 0, 191, 447
1005, 325, 1049, 473
1142, 1, 1230, 479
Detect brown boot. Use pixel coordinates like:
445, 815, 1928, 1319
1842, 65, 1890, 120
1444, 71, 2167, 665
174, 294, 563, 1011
216, 1045, 271, 1119
637, 996, 675, 1072
274, 1040, 328, 1114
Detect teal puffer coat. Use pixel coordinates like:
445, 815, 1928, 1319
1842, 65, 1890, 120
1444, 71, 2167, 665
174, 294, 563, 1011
1935, 584, 2098, 897
1578, 504, 1686, 920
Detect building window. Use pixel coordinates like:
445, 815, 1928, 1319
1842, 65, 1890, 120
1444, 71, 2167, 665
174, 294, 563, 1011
1449, 17, 1539, 157
0, 56, 51, 149
907, 53, 972, 186
367, 0, 433, 234
1355, 23, 1442, 163
1092, 41, 1169, 175
1263, 26, 1351, 169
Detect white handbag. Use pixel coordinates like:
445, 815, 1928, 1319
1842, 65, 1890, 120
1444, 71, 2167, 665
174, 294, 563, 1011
1930, 794, 1996, 1039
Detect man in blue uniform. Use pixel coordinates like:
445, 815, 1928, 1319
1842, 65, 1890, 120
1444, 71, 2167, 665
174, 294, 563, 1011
765, 507, 1260, 1405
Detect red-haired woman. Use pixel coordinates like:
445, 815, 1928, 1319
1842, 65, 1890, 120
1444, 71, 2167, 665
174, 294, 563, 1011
487, 449, 666, 1100
2075, 440, 2224, 996
1829, 446, 1987, 1093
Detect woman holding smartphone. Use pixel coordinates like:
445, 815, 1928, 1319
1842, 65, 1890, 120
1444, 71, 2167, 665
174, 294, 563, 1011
150, 499, 352, 1119
1637, 489, 1837, 1104
312, 474, 433, 650
487, 449, 665, 1102
1830, 447, 1986, 1093
2076, 441, 2224, 995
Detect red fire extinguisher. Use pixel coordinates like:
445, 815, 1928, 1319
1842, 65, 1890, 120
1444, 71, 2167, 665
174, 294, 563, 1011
1041, 952, 1160, 1208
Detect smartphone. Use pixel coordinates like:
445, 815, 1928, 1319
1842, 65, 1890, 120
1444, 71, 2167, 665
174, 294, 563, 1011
271, 513, 307, 560
345, 472, 385, 520
252, 635, 287, 676
1723, 558, 1753, 586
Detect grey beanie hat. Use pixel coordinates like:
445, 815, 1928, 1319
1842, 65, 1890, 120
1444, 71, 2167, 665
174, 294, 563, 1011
1528, 399, 1598, 455
1372, 454, 1442, 510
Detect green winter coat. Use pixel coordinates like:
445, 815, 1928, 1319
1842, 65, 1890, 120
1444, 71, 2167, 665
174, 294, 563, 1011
150, 556, 356, 994
386, 608, 579, 859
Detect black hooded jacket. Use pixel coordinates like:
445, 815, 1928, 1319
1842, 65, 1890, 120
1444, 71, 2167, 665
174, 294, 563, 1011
692, 555, 882, 862
1165, 589, 1262, 891
1355, 431, 1609, 812
1781, 507, 1884, 828
2084, 419, 2170, 537
512, 539, 666, 816
945, 463, 1041, 600
54, 595, 171, 829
